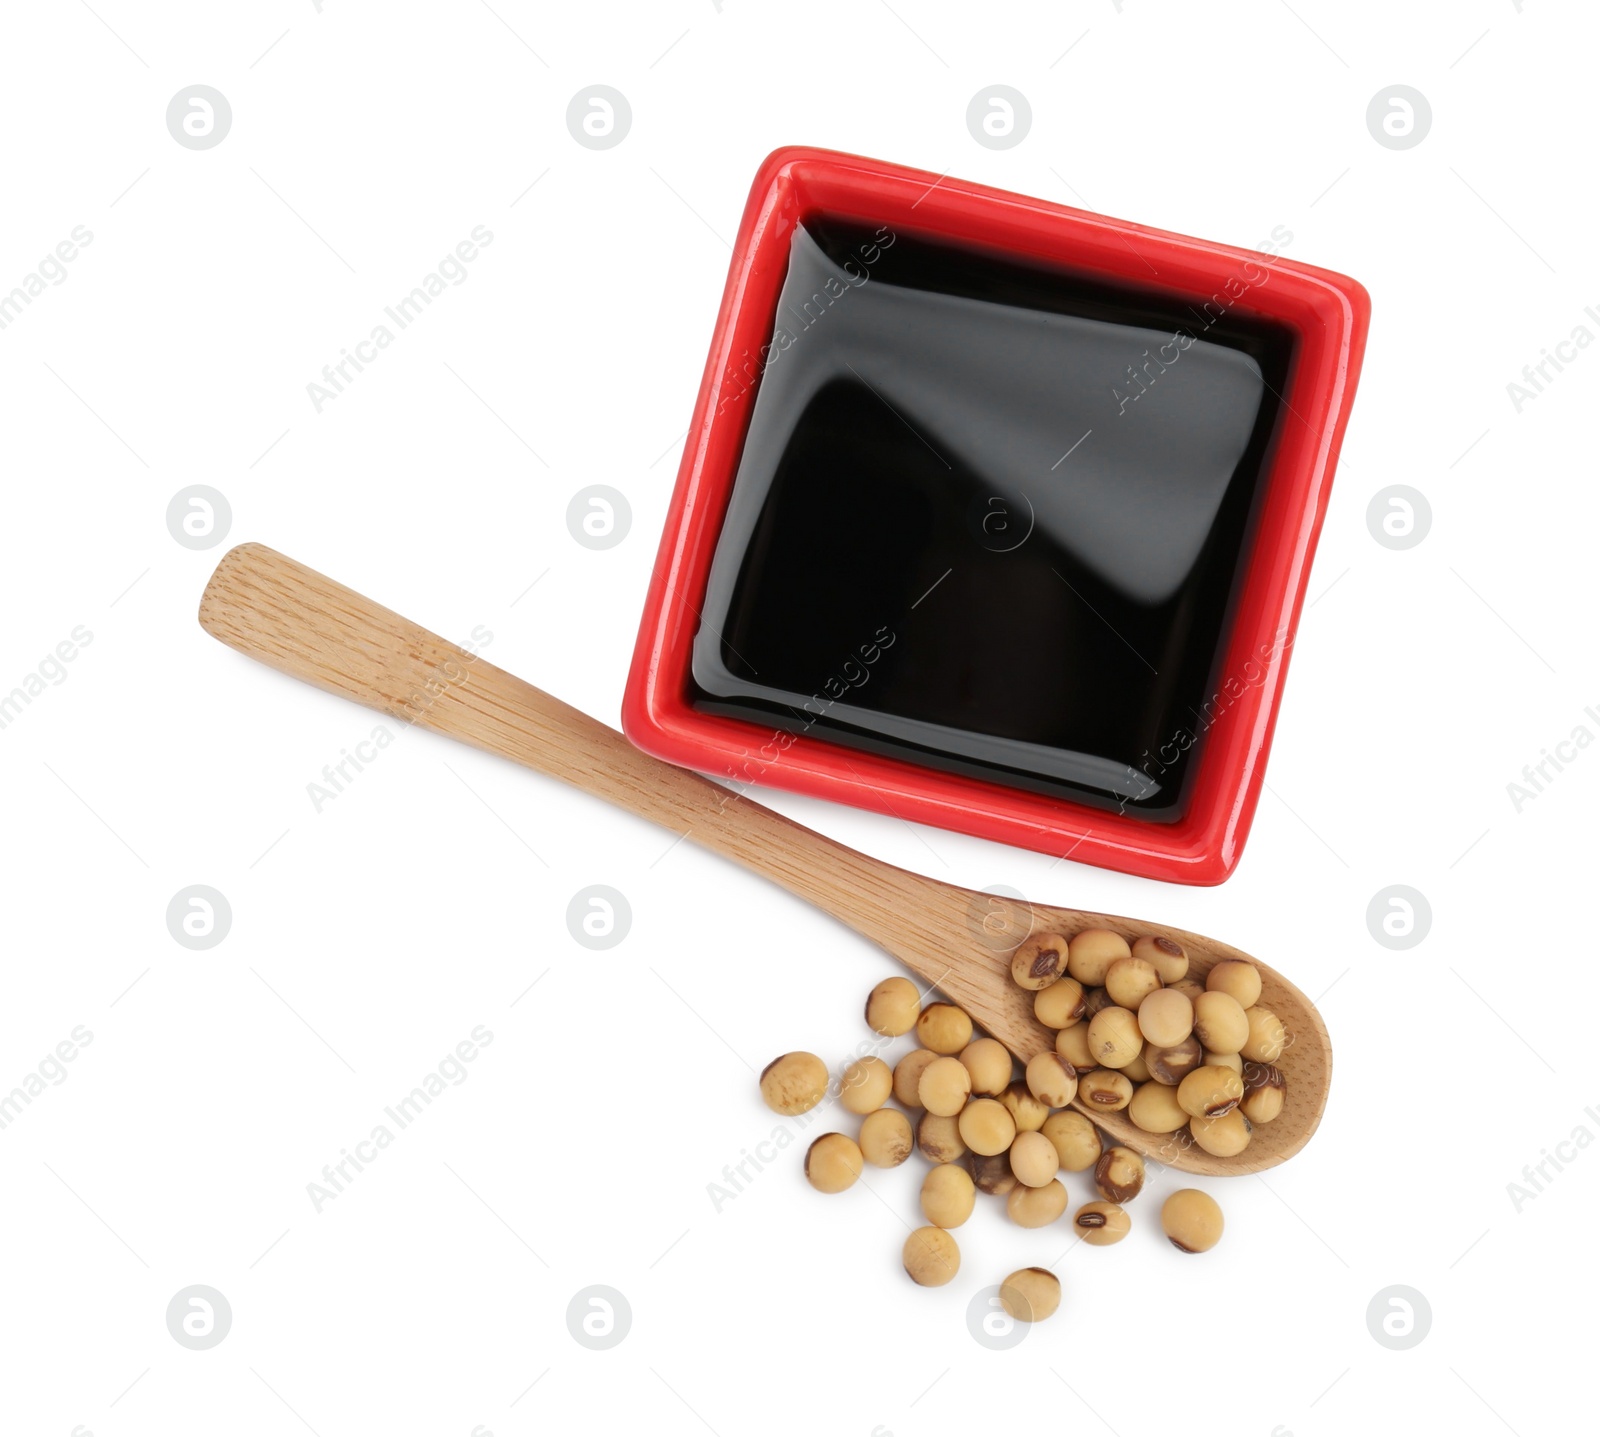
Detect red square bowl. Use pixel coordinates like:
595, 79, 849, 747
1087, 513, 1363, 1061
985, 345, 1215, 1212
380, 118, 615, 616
623, 147, 1369, 885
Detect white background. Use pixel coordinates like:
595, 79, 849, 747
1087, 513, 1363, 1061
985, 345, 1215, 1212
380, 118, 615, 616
1, 2, 1594, 1434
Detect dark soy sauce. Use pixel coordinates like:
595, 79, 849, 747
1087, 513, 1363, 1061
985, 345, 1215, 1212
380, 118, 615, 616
690, 217, 1294, 819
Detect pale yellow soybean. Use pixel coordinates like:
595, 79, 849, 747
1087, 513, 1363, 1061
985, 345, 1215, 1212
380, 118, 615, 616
921, 1162, 977, 1228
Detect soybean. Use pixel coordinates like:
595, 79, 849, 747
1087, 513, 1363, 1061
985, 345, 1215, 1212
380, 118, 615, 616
960, 1037, 1013, 1097
903, 1226, 961, 1286
1055, 1022, 1095, 1071
1093, 1146, 1146, 1204
839, 1056, 893, 1115
759, 1052, 829, 1116
1170, 977, 1206, 1006
1138, 988, 1194, 1048
865, 977, 922, 1036
968, 1150, 1018, 1196
893, 1048, 938, 1108
957, 1098, 1017, 1157
1241, 1005, 1287, 1064
1067, 929, 1131, 986
1144, 1035, 1203, 1086
1011, 933, 1069, 990
921, 1162, 976, 1228
859, 1108, 914, 1168
1077, 1069, 1133, 1111
1073, 1201, 1131, 1246
1241, 1062, 1287, 1124
1006, 1177, 1069, 1228
1041, 1110, 1102, 1171
1189, 1109, 1253, 1158
1000, 1081, 1051, 1134
916, 1002, 974, 1055
1128, 1080, 1189, 1134
1192, 991, 1249, 1055
1082, 986, 1116, 1019
1024, 1050, 1078, 1108
1087, 1007, 1143, 1068
917, 1055, 972, 1117
1034, 977, 1087, 1029
1177, 1065, 1244, 1120
1161, 1189, 1224, 1253
1009, 1130, 1061, 1188
999, 1267, 1061, 1322
804, 1133, 863, 1193
1206, 959, 1262, 1010
1105, 956, 1160, 1011
1133, 934, 1189, 984
917, 1111, 967, 1165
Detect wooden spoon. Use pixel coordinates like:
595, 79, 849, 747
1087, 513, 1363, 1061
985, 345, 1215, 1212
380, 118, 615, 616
198, 543, 1330, 1175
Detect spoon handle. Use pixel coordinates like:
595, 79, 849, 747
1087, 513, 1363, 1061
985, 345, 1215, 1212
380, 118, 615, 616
198, 543, 938, 946
195, 543, 1336, 1176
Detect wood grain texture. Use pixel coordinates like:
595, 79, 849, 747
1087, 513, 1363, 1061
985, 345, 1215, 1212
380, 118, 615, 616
199, 542, 1331, 1174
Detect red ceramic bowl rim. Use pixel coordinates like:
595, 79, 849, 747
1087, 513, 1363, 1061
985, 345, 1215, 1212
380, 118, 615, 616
622, 146, 1371, 886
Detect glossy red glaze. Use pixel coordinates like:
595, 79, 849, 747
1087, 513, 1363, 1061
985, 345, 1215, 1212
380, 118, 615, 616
622, 147, 1370, 885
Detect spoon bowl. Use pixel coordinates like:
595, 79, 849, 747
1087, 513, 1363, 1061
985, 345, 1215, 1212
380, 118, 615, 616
888, 888, 1330, 1174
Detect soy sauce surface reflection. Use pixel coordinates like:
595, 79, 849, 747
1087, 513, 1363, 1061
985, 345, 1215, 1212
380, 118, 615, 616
690, 219, 1293, 818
